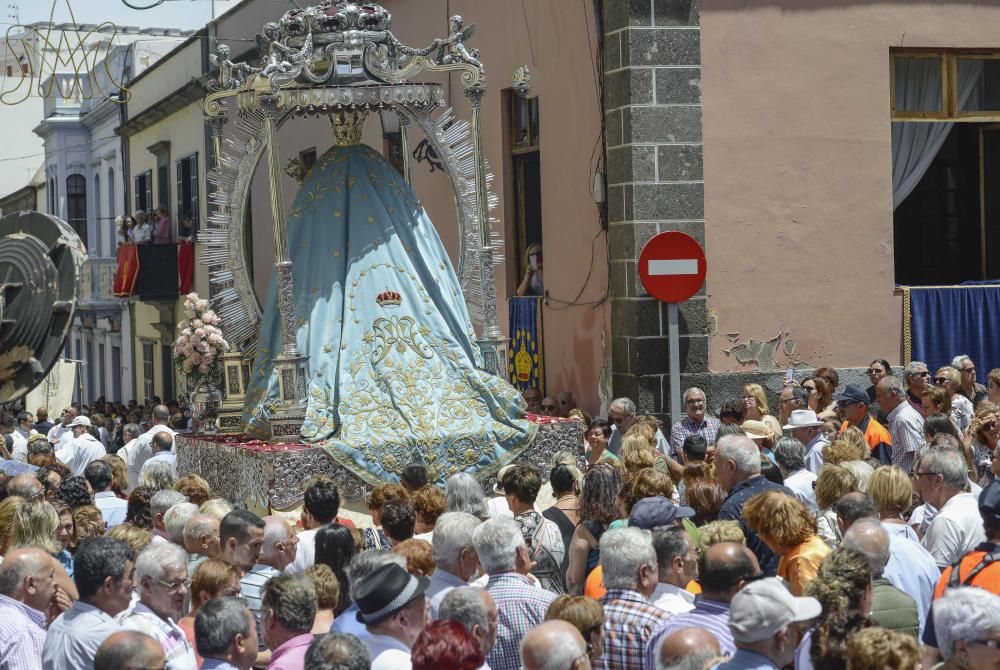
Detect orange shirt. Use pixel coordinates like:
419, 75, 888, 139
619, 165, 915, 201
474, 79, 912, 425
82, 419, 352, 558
840, 416, 892, 453
934, 547, 1000, 599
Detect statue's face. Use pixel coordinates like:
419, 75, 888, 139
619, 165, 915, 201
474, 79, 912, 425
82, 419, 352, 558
218, 45, 230, 58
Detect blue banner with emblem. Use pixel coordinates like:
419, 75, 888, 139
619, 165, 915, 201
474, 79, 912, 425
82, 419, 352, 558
508, 296, 544, 395
904, 284, 1000, 373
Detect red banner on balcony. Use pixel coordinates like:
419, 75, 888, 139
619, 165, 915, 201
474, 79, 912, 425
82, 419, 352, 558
113, 243, 140, 297
178, 240, 194, 294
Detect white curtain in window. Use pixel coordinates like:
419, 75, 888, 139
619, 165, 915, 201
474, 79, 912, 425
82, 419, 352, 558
892, 59, 983, 209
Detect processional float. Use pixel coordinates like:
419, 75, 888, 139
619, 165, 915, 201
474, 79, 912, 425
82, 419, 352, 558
185, 0, 586, 500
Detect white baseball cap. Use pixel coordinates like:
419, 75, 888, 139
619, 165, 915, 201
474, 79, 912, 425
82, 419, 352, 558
728, 577, 822, 643
69, 416, 91, 428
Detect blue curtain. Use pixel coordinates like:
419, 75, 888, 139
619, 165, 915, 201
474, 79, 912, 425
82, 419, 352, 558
906, 285, 1000, 372
508, 296, 544, 394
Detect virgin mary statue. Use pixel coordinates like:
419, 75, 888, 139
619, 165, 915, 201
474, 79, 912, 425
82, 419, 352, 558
244, 118, 536, 486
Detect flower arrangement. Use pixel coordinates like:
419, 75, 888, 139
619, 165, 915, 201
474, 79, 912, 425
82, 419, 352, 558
173, 292, 230, 383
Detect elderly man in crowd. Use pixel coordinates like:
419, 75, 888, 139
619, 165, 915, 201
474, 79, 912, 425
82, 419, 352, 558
141, 432, 176, 478
120, 543, 196, 669
670, 388, 720, 458
773, 437, 818, 513
657, 627, 722, 670
843, 518, 920, 636
0, 548, 61, 669
714, 434, 791, 574
877, 375, 926, 472
149, 490, 187, 545
952, 354, 988, 405
520, 620, 590, 670
241, 517, 299, 646
473, 515, 556, 670
645, 542, 760, 667
439, 586, 499, 661
259, 574, 316, 670
7, 472, 42, 499
353, 562, 428, 669
905, 361, 932, 416
650, 526, 698, 616
86, 460, 128, 527
783, 408, 827, 474
932, 587, 1000, 670
835, 384, 893, 462
94, 631, 167, 670
915, 447, 987, 567
194, 597, 259, 670
56, 416, 105, 476
126, 406, 175, 490
34, 407, 53, 435
608, 397, 670, 456
712, 577, 821, 670
599, 527, 670, 670
304, 632, 371, 670
183, 514, 221, 577
164, 503, 198, 547
219, 510, 266, 572
426, 512, 481, 617
778, 385, 808, 428
43, 537, 136, 670
330, 551, 408, 639
47, 407, 77, 448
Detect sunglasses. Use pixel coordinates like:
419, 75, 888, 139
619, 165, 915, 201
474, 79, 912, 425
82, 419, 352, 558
934, 377, 950, 385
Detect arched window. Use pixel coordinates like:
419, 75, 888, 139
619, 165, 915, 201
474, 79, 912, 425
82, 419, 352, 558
107, 167, 115, 217
66, 174, 87, 247
94, 173, 101, 254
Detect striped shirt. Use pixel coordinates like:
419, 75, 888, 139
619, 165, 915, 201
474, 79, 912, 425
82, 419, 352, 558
644, 597, 735, 670
120, 603, 197, 670
240, 563, 280, 651
485, 572, 556, 670
600, 589, 671, 670
670, 416, 721, 458
886, 401, 924, 473
0, 593, 47, 670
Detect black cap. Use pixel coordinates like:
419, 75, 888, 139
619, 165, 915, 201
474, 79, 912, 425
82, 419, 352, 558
833, 384, 868, 405
980, 480, 1000, 523
353, 563, 429, 624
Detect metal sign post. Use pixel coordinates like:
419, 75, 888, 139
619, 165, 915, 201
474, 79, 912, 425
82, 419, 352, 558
637, 231, 707, 423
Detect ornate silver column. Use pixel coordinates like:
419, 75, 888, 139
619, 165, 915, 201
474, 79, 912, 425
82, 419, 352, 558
261, 94, 309, 440
465, 83, 506, 376
399, 113, 413, 186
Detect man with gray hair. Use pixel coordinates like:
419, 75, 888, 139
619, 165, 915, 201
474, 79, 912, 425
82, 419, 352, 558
241, 516, 300, 650
914, 447, 986, 567
952, 354, 988, 405
150, 489, 188, 545
714, 434, 791, 575
650, 527, 697, 616
472, 515, 556, 670
183, 514, 221, 577
260, 574, 317, 668
120, 542, 196, 669
141, 432, 177, 478
304, 632, 371, 670
439, 586, 498, 659
773, 437, 817, 513
195, 597, 258, 670
164, 502, 198, 546
426, 511, 481, 618
842, 518, 919, 636
876, 375, 925, 472
933, 587, 1000, 668
520, 620, 590, 670
608, 397, 671, 456
670, 388, 720, 458
0, 547, 60, 668
904, 360, 931, 416
331, 550, 407, 639
126, 405, 175, 490
7, 472, 42, 499
599, 527, 667, 670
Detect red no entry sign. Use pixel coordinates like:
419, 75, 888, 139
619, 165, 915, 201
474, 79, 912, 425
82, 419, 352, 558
638, 231, 706, 303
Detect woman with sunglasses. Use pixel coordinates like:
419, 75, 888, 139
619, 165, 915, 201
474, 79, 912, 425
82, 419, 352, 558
803, 377, 837, 420
936, 366, 975, 433
865, 359, 892, 424
965, 403, 1000, 487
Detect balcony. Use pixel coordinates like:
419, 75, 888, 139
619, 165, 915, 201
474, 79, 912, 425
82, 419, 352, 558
115, 243, 180, 302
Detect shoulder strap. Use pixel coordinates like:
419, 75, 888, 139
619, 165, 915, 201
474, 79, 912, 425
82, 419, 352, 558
949, 552, 1000, 588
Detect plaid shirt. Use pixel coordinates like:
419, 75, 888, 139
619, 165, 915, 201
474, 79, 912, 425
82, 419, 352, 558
599, 589, 670, 670
670, 416, 720, 457
120, 603, 197, 670
644, 597, 735, 670
485, 572, 556, 670
0, 594, 46, 670
887, 401, 924, 473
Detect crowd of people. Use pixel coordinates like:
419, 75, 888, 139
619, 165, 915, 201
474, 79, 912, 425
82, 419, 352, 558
0, 355, 999, 669
116, 206, 194, 246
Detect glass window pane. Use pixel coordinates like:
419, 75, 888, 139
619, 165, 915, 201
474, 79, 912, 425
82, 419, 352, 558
894, 56, 943, 113
958, 58, 1000, 112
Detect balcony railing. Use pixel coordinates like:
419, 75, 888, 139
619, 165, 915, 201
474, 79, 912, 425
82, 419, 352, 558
114, 243, 180, 302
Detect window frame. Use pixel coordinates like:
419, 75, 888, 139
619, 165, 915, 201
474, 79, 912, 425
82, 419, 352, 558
891, 48, 1000, 122
66, 173, 87, 248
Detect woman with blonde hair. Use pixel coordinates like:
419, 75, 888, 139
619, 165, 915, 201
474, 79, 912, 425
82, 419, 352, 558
516, 242, 543, 297
742, 383, 782, 437
177, 558, 243, 663
743, 490, 831, 595
105, 522, 153, 552
964, 402, 999, 487
545, 595, 605, 666
866, 466, 918, 541
0, 496, 24, 555
10, 498, 61, 554
305, 564, 341, 634
844, 626, 919, 670
815, 464, 860, 547
935, 365, 974, 432
839, 426, 870, 461
100, 454, 129, 498
619, 434, 656, 476
72, 505, 106, 544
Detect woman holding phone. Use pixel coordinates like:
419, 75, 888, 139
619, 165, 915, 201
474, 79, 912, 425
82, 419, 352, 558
517, 242, 544, 296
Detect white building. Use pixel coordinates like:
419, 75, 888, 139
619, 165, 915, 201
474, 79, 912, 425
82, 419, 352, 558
32, 30, 188, 404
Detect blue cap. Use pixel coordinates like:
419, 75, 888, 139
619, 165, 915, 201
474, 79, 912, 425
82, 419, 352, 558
628, 496, 695, 529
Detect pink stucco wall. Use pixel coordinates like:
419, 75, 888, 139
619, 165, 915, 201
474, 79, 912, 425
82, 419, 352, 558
701, 1, 1000, 372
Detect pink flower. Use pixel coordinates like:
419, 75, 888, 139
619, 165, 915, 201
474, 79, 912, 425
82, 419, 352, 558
191, 353, 202, 364
194, 327, 206, 338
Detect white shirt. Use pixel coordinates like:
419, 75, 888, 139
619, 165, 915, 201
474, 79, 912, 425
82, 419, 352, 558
118, 438, 139, 492
365, 633, 412, 670
10, 427, 34, 462
133, 221, 153, 244
784, 469, 819, 514
651, 582, 696, 616
921, 492, 987, 567
47, 423, 71, 445
43, 600, 124, 670
56, 432, 105, 476
127, 425, 176, 491
94, 491, 128, 528
803, 434, 829, 474
141, 451, 177, 477
120, 603, 197, 670
285, 528, 318, 574
951, 394, 975, 433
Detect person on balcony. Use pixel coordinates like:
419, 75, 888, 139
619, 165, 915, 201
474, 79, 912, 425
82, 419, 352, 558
133, 210, 152, 244
152, 205, 173, 245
